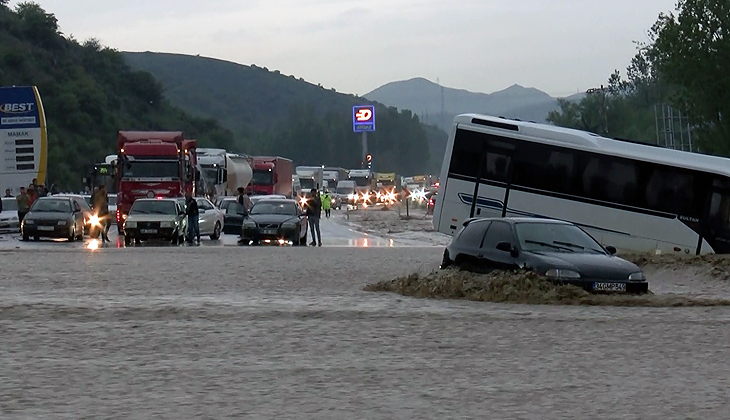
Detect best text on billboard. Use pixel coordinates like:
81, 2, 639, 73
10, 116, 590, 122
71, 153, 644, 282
352, 105, 375, 132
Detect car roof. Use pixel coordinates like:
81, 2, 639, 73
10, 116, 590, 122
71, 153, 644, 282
465, 217, 573, 226
135, 198, 178, 202
253, 198, 297, 204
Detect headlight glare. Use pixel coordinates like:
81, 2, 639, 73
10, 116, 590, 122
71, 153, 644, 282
545, 268, 581, 279
628, 272, 645, 281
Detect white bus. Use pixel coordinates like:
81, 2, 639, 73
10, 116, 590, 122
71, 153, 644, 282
433, 114, 730, 255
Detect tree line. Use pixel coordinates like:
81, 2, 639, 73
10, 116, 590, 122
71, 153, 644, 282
547, 0, 729, 156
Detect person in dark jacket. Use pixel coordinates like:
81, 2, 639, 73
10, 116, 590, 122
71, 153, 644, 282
185, 191, 200, 244
305, 188, 322, 246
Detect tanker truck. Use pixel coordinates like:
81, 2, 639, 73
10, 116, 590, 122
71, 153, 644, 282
197, 148, 253, 198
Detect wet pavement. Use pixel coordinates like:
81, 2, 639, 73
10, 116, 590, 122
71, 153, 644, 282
1, 210, 729, 419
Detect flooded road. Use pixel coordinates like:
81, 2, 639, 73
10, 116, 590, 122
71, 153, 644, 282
1, 246, 729, 419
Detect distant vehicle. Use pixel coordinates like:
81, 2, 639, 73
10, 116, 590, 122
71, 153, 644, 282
434, 113, 730, 255
197, 148, 254, 198
21, 197, 85, 242
115, 131, 197, 232
441, 217, 648, 294
336, 180, 357, 206
241, 199, 308, 246
0, 197, 20, 232
218, 197, 247, 235
195, 197, 224, 240
296, 166, 324, 192
426, 191, 438, 215
123, 198, 187, 245
250, 156, 293, 197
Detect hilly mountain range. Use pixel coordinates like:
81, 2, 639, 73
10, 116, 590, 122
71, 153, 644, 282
364, 77, 585, 131
123, 52, 445, 174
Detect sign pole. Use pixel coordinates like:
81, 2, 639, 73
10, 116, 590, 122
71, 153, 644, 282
361, 131, 368, 165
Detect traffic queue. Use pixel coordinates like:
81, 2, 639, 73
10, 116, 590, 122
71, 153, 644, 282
13, 187, 338, 247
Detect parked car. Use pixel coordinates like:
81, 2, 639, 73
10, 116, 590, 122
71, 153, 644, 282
54, 193, 94, 235
21, 197, 86, 241
241, 199, 308, 245
0, 197, 20, 233
123, 198, 187, 245
195, 197, 224, 239
441, 217, 649, 294
218, 197, 247, 235
250, 194, 287, 206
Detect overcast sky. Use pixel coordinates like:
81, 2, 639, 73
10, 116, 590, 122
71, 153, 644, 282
18, 0, 678, 97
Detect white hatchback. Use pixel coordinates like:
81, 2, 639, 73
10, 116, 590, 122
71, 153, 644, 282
1, 197, 20, 232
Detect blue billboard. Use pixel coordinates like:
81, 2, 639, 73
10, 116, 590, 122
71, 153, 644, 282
0, 86, 47, 193
352, 105, 375, 132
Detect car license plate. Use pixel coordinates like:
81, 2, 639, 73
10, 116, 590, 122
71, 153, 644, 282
38, 226, 54, 231
262, 229, 277, 235
141, 229, 158, 234
594, 282, 626, 292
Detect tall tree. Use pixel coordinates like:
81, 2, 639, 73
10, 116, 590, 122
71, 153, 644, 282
648, 0, 730, 153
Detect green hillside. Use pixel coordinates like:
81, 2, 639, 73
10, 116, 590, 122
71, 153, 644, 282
0, 3, 236, 190
123, 52, 447, 174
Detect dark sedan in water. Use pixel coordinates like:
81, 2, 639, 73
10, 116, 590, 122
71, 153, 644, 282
241, 199, 308, 245
21, 197, 86, 241
441, 217, 648, 294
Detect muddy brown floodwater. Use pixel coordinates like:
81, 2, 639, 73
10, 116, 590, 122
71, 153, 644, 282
1, 247, 729, 419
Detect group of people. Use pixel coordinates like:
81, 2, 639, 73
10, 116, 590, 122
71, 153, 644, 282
3, 179, 50, 223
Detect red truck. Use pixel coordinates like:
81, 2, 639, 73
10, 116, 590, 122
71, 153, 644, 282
115, 131, 198, 231
248, 156, 293, 197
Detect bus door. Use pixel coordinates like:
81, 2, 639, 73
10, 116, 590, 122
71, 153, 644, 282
704, 179, 730, 254
469, 140, 515, 219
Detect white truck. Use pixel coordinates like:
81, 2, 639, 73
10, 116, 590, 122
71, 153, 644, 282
197, 148, 253, 198
295, 166, 324, 192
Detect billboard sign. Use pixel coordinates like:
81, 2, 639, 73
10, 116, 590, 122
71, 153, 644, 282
352, 105, 375, 132
0, 86, 47, 193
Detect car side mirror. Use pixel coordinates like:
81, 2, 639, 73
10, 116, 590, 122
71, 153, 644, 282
605, 245, 617, 255
496, 241, 519, 257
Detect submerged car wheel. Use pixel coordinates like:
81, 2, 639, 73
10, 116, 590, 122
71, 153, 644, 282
440, 249, 451, 269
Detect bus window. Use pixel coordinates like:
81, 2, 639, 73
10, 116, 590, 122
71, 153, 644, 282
645, 168, 696, 216
581, 157, 639, 205
707, 192, 730, 251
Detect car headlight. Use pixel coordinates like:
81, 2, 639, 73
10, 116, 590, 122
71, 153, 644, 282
243, 220, 257, 228
10, 216, 18, 221
125, 221, 137, 228
58, 220, 67, 226
160, 221, 174, 228
545, 268, 581, 279
24, 219, 35, 224
281, 222, 297, 229
628, 272, 645, 281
